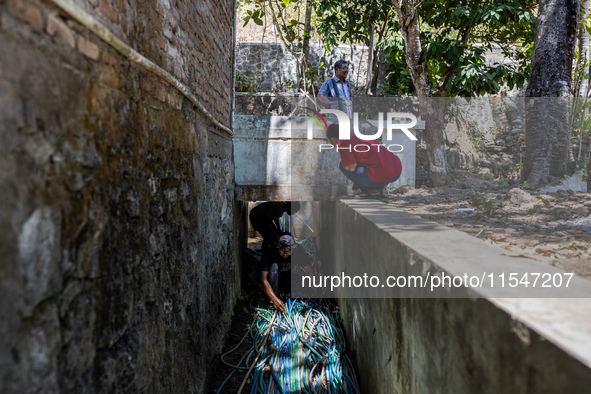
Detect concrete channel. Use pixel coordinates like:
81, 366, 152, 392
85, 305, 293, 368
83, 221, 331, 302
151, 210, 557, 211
233, 114, 591, 392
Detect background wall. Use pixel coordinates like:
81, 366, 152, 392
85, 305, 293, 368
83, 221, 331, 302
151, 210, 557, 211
0, 0, 243, 392
235, 42, 392, 92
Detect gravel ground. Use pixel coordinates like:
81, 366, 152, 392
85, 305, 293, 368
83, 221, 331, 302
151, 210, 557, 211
383, 170, 591, 280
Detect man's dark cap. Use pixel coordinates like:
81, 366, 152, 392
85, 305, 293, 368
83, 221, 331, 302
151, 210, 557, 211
278, 235, 295, 248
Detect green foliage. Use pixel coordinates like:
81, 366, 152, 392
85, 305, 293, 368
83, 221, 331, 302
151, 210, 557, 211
536, 196, 550, 206
244, 8, 265, 26
240, 0, 266, 26
518, 180, 536, 190
569, 44, 591, 157
314, 0, 394, 49
283, 79, 296, 89
375, 0, 536, 96
468, 193, 485, 207
467, 193, 500, 215
236, 71, 259, 93
380, 35, 416, 94
565, 157, 589, 181
495, 177, 507, 186
464, 163, 479, 174
531, 197, 548, 214
299, 65, 322, 89
569, 98, 591, 140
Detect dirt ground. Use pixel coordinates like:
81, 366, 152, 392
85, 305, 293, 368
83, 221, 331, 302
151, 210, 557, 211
207, 246, 265, 393
382, 170, 591, 280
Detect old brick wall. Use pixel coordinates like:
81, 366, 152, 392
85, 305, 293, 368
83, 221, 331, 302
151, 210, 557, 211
0, 0, 242, 392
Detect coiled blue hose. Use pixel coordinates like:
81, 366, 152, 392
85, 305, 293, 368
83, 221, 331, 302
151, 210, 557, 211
218, 299, 361, 393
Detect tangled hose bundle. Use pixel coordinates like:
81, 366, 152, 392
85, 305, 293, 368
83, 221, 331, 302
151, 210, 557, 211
218, 299, 360, 393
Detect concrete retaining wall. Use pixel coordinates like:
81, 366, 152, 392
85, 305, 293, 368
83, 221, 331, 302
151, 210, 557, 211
317, 199, 591, 393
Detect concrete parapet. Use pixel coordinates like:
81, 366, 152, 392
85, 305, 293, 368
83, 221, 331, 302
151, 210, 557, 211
319, 199, 591, 393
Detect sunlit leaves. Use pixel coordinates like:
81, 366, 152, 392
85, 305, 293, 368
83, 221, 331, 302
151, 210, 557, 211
375, 0, 537, 96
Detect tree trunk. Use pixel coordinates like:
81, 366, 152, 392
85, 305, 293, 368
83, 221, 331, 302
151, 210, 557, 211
399, 10, 431, 98
302, 0, 312, 68
395, 1, 447, 186
579, 0, 590, 161
366, 24, 375, 94
370, 47, 380, 94
580, 0, 590, 98
587, 151, 591, 192
522, 0, 579, 185
371, 18, 389, 94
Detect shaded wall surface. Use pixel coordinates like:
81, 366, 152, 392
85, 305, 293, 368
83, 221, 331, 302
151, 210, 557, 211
0, 0, 242, 392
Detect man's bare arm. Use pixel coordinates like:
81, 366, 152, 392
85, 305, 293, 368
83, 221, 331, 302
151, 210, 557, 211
260, 270, 285, 312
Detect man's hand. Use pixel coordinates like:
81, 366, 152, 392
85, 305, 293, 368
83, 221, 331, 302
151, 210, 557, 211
343, 163, 357, 172
271, 297, 285, 312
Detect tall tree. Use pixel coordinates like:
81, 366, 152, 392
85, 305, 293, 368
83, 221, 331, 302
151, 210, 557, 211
572, 0, 590, 163
392, 0, 449, 186
522, 0, 579, 184
378, 1, 535, 98
578, 0, 590, 99
302, 0, 313, 72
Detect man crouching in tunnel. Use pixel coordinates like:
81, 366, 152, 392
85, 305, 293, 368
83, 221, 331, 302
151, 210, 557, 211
259, 234, 314, 312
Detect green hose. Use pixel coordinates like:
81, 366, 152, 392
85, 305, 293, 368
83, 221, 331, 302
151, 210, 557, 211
218, 299, 360, 393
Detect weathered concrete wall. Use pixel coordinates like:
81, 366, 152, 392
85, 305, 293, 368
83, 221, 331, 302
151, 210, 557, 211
340, 297, 591, 393
235, 42, 391, 93
233, 115, 418, 201
317, 200, 591, 393
0, 0, 243, 392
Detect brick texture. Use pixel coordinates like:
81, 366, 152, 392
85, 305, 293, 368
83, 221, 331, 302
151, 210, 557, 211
87, 0, 237, 128
7, 0, 44, 31
5, 0, 234, 127
46, 14, 76, 48
77, 35, 100, 60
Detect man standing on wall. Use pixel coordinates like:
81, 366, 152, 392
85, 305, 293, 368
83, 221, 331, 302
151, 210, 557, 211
318, 60, 352, 119
327, 124, 402, 197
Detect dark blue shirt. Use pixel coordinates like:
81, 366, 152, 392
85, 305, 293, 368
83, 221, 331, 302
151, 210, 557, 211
318, 76, 352, 118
